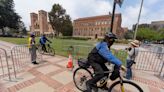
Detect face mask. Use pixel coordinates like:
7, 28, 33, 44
107, 39, 115, 46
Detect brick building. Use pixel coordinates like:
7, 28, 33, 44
134, 20, 164, 30
30, 10, 55, 36
73, 13, 125, 38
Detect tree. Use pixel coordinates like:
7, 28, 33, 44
158, 28, 164, 40
124, 30, 134, 39
49, 4, 73, 36
61, 15, 73, 36
18, 21, 27, 35
136, 27, 164, 41
0, 0, 21, 35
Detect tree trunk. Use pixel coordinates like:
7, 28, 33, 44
56, 31, 59, 36
2, 28, 5, 36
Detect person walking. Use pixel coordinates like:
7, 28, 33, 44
125, 40, 140, 79
28, 33, 38, 64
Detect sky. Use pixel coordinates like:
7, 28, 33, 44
13, 0, 164, 30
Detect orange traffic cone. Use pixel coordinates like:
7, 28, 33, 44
66, 54, 73, 69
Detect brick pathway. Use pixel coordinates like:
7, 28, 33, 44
0, 55, 163, 92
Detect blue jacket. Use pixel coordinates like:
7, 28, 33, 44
96, 42, 122, 66
40, 36, 48, 45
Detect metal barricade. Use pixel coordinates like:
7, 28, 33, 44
73, 45, 93, 59
112, 48, 164, 77
63, 44, 164, 78
10, 44, 42, 78
0, 48, 11, 81
134, 51, 164, 75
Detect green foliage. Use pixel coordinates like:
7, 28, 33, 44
124, 31, 134, 39
0, 0, 25, 36
56, 36, 91, 40
158, 28, 164, 40
49, 4, 73, 36
61, 15, 73, 36
0, 37, 28, 44
136, 27, 164, 41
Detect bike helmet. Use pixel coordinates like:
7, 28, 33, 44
105, 32, 117, 39
30, 32, 35, 37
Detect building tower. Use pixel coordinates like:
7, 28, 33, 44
39, 10, 48, 34
30, 13, 38, 32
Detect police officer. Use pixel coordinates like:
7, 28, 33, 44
85, 32, 125, 92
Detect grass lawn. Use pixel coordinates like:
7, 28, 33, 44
0, 37, 127, 65
0, 37, 95, 57
0, 37, 28, 44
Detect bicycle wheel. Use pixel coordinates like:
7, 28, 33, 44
48, 48, 55, 56
108, 80, 143, 92
73, 67, 93, 91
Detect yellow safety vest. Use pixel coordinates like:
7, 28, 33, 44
28, 37, 32, 48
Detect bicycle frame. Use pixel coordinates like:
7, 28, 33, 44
46, 44, 51, 48
38, 43, 52, 53
74, 65, 143, 92
104, 70, 126, 92
119, 76, 125, 92
87, 67, 126, 91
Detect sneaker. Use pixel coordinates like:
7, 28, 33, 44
32, 61, 39, 65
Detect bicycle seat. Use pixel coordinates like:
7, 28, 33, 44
78, 58, 90, 68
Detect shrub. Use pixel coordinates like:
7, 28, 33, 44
56, 36, 91, 40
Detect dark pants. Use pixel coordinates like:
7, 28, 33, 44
41, 44, 47, 52
86, 61, 109, 92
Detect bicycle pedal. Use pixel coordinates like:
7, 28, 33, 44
97, 79, 107, 87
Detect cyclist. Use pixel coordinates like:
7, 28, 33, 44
85, 32, 126, 92
39, 34, 52, 52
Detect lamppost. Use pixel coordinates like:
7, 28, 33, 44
133, 0, 144, 39
110, 0, 124, 32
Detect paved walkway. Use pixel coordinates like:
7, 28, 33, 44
0, 41, 15, 50
0, 41, 164, 92
0, 55, 163, 92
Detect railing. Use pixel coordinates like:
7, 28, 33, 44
64, 45, 164, 78
10, 44, 42, 78
0, 44, 43, 82
134, 51, 164, 76
0, 48, 11, 81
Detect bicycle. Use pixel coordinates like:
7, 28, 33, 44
73, 58, 143, 92
38, 43, 55, 56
